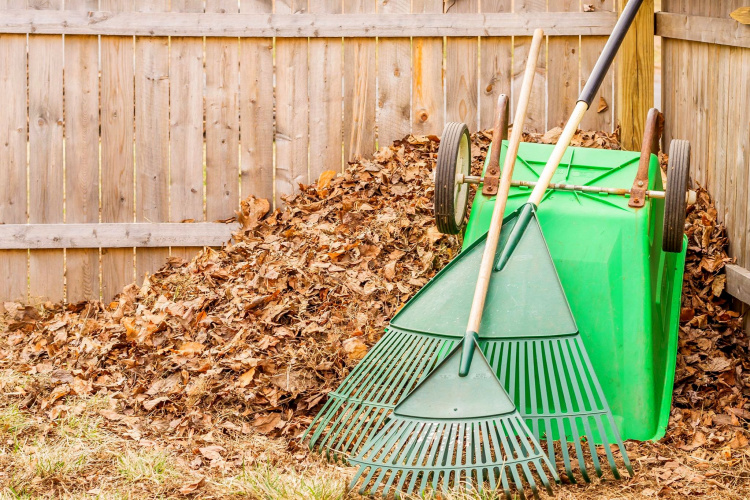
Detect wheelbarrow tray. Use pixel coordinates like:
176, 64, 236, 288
463, 141, 687, 442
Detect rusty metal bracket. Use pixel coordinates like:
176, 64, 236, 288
482, 94, 510, 197
629, 108, 664, 208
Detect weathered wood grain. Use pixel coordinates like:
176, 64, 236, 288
445, 0, 479, 132
514, 0, 547, 132
0, 0, 27, 302
240, 0, 274, 201
580, 0, 614, 131
377, 0, 410, 148
479, 0, 511, 131
206, 0, 240, 221
170, 0, 205, 263
28, 0, 64, 303
101, 0, 135, 301
547, 0, 579, 129
0, 224, 237, 249
64, 0, 100, 302
344, 0, 377, 161
727, 264, 750, 305
0, 10, 619, 37
134, 0, 170, 283
274, 0, 309, 206
737, 47, 750, 267
309, 0, 343, 176
411, 0, 444, 136
616, 0, 654, 151
656, 12, 750, 49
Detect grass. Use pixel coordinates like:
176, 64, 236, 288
116, 449, 177, 484
218, 462, 350, 499
0, 369, 747, 499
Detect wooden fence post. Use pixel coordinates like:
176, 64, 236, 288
615, 0, 654, 151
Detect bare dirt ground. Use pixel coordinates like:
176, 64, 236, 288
1, 130, 748, 499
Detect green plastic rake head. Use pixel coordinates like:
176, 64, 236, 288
349, 339, 558, 499
305, 208, 633, 482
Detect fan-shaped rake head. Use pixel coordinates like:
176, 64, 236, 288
349, 413, 557, 499
348, 340, 559, 499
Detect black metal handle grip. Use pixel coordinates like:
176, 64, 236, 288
578, 0, 644, 106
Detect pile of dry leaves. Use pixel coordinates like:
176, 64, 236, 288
0, 127, 748, 495
667, 186, 750, 452
0, 134, 461, 444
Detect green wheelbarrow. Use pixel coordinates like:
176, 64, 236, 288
435, 106, 693, 443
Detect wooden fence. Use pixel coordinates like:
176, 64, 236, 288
658, 1, 750, 275
0, 0, 653, 304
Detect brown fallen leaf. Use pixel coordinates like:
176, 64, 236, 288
252, 413, 283, 434
143, 397, 170, 411
342, 337, 368, 361
198, 445, 225, 461
176, 341, 205, 357
597, 96, 609, 113
179, 477, 206, 495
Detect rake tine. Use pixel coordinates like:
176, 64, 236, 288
322, 403, 368, 459
540, 340, 566, 471
357, 465, 380, 495
368, 333, 427, 404
385, 333, 443, 405
581, 415, 604, 477
534, 458, 554, 496
594, 414, 622, 479
509, 464, 527, 500
551, 339, 589, 482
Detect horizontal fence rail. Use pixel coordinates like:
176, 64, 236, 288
656, 12, 750, 49
0, 10, 619, 37
0, 224, 238, 249
0, 0, 652, 304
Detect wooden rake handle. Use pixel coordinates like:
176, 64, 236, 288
458, 28, 544, 377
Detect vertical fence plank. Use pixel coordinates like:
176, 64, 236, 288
514, 0, 547, 132
275, 0, 308, 206
206, 0, 240, 220
580, 0, 614, 131
445, 0, 479, 132
377, 0, 411, 147
64, 0, 100, 302
28, 0, 64, 303
724, 46, 739, 261
240, 0, 274, 202
0, 0, 27, 302
711, 46, 730, 224
412, 0, 443, 136
309, 0, 343, 176
101, 0, 135, 301
135, 0, 170, 283
344, 0, 376, 160
171, 0, 205, 262
547, 0, 580, 128
479, 0, 511, 131
741, 48, 750, 268
615, 0, 653, 151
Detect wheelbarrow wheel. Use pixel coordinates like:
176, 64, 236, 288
663, 139, 691, 253
435, 122, 471, 234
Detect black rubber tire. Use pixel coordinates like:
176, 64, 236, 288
663, 139, 691, 253
435, 122, 471, 235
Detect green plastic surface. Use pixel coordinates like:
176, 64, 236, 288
463, 141, 687, 442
